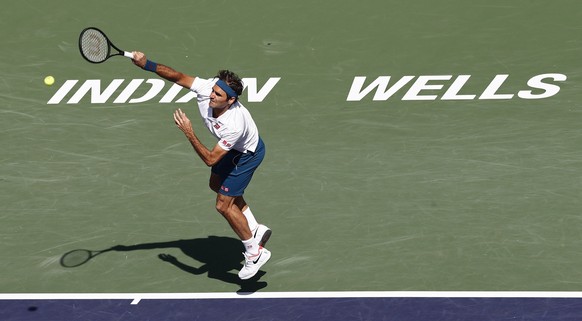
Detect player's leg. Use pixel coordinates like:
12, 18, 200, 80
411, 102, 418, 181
215, 192, 270, 280
210, 139, 271, 279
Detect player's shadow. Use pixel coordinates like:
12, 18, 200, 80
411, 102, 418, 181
63, 236, 267, 293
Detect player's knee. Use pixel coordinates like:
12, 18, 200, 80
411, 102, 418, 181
215, 193, 237, 217
215, 198, 229, 215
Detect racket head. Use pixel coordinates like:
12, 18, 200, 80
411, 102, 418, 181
79, 27, 111, 63
60, 249, 96, 267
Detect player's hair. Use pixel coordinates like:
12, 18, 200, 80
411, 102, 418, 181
216, 70, 243, 99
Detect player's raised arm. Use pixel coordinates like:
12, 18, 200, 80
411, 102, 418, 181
131, 51, 195, 89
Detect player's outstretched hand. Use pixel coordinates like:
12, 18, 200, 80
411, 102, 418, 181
131, 51, 146, 68
158, 253, 178, 263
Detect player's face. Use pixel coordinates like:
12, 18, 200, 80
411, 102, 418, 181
210, 85, 234, 109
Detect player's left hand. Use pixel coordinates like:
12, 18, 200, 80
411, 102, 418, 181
173, 108, 194, 137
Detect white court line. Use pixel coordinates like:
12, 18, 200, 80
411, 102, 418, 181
3, 292, 582, 304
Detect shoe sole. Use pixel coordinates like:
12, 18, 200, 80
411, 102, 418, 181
259, 229, 272, 247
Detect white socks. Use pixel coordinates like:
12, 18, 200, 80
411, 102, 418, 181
243, 206, 259, 233
242, 237, 260, 255
242, 206, 260, 255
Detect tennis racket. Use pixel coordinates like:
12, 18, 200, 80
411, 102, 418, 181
79, 27, 133, 63
60, 248, 112, 267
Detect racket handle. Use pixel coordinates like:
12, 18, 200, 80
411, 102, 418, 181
124, 51, 134, 59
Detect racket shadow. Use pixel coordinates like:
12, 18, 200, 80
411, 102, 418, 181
60, 236, 267, 292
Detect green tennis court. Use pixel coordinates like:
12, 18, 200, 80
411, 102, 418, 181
1, 0, 582, 295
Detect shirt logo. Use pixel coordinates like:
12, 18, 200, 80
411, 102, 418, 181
213, 123, 221, 129
222, 140, 232, 148
221, 186, 229, 192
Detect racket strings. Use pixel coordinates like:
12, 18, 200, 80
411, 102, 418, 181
60, 249, 93, 267
80, 29, 108, 62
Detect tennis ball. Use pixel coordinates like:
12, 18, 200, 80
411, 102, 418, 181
44, 76, 55, 86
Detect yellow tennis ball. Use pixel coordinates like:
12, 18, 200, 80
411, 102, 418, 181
44, 76, 55, 86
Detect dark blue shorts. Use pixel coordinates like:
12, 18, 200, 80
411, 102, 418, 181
211, 137, 265, 196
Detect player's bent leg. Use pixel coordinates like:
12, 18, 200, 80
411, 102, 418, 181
215, 193, 271, 279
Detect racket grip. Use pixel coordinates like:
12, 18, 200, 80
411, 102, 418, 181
124, 51, 134, 59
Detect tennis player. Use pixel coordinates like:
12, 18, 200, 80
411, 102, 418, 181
131, 51, 271, 280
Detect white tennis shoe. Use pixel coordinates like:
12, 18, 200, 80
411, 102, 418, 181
253, 224, 272, 247
238, 246, 271, 280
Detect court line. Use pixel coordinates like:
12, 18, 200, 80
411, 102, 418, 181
3, 291, 582, 304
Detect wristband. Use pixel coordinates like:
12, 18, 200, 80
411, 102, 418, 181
144, 60, 157, 72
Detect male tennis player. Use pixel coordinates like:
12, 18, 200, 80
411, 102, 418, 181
131, 51, 271, 280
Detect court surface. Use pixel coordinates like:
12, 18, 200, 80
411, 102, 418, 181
1, 0, 582, 319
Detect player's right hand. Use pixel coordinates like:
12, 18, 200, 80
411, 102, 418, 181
131, 51, 147, 68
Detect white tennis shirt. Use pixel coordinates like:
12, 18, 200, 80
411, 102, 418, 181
190, 77, 260, 153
